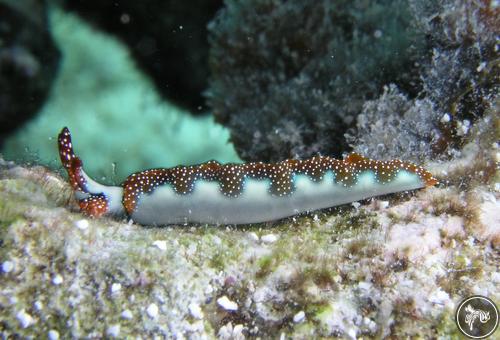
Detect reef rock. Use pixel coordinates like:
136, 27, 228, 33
0, 149, 498, 337
0, 0, 60, 146
208, 0, 499, 163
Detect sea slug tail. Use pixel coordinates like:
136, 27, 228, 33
345, 152, 438, 187
422, 171, 439, 187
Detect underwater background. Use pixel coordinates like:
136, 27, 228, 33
0, 0, 499, 338
1, 2, 240, 182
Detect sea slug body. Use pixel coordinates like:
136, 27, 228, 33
58, 127, 438, 225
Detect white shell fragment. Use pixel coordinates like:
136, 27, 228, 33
121, 309, 133, 319
107, 324, 120, 337
111, 283, 121, 294
2, 260, 14, 273
74, 219, 89, 230
261, 234, 278, 244
146, 303, 159, 318
217, 296, 238, 311
152, 240, 167, 250
189, 303, 204, 319
16, 309, 34, 328
48, 330, 60, 340
293, 310, 305, 323
52, 274, 64, 285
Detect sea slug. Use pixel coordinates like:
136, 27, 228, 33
58, 127, 437, 225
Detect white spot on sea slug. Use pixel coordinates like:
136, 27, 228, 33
2, 260, 14, 273
293, 310, 306, 323
261, 234, 278, 243
146, 303, 159, 318
16, 309, 34, 328
152, 240, 167, 251
351, 202, 361, 209
217, 296, 238, 311
52, 274, 63, 285
74, 219, 89, 230
189, 303, 204, 319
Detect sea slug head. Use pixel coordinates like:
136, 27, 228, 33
58, 127, 124, 218
77, 194, 110, 218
